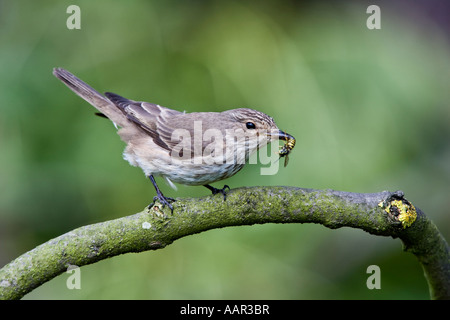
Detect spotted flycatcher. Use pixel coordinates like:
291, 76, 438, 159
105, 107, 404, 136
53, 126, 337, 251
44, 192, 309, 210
53, 68, 295, 212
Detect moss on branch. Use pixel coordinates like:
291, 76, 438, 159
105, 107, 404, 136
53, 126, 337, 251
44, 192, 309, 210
0, 186, 448, 299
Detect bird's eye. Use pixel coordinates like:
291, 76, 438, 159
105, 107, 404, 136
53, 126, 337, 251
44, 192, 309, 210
246, 122, 256, 129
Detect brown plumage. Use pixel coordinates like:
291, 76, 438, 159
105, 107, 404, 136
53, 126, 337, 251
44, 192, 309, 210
53, 68, 295, 212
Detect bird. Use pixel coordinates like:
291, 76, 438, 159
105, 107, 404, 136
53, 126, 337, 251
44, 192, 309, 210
53, 68, 295, 212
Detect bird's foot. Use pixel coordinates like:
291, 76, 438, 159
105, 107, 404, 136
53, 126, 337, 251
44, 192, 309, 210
148, 175, 175, 213
149, 194, 175, 213
204, 184, 231, 201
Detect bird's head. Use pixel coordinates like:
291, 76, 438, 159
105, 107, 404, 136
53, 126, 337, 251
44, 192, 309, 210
222, 108, 295, 161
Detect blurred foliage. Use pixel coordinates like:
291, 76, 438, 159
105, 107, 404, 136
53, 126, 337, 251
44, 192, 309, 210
0, 0, 448, 299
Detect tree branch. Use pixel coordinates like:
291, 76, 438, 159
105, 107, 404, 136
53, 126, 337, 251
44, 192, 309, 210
0, 187, 448, 299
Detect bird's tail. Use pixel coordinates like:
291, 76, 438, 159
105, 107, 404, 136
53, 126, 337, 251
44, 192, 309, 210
53, 68, 127, 127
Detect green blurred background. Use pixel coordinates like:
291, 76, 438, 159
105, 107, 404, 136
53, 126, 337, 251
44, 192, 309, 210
0, 0, 449, 299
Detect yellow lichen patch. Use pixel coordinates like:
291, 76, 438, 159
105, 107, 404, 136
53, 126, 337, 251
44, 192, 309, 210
396, 200, 417, 228
378, 199, 417, 228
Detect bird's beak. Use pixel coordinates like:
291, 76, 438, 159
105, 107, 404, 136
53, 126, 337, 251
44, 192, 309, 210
276, 130, 295, 142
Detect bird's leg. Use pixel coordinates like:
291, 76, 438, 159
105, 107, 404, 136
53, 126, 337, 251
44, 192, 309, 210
148, 175, 175, 212
204, 184, 231, 201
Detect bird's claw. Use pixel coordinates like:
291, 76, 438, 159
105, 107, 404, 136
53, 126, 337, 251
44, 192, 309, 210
149, 195, 175, 213
205, 184, 231, 201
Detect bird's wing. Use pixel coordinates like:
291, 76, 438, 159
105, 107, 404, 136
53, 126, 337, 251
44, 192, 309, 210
105, 92, 230, 160
105, 92, 183, 152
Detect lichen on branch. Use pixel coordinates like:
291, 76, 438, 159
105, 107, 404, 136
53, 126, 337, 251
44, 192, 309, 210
0, 186, 448, 300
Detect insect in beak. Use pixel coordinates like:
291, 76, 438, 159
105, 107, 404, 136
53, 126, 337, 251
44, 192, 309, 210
277, 130, 296, 167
